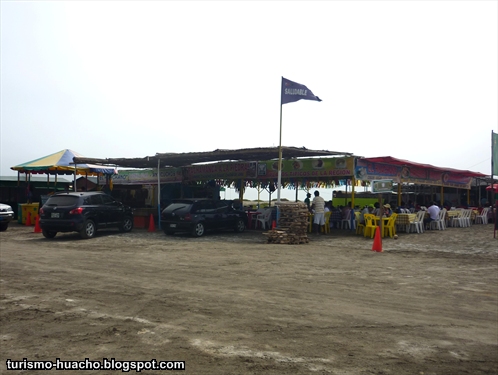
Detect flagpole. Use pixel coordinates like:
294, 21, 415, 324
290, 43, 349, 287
492, 131, 496, 238
277, 94, 283, 203
278, 76, 321, 204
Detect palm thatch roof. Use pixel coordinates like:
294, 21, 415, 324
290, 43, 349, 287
73, 146, 353, 169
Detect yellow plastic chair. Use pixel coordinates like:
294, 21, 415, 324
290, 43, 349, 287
383, 213, 398, 238
363, 214, 378, 238
355, 212, 364, 235
321, 211, 332, 233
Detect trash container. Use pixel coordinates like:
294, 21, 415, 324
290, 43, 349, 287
21, 203, 39, 225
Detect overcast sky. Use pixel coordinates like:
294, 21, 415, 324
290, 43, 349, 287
1, 1, 497, 200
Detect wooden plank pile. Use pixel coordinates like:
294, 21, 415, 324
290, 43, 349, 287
263, 202, 309, 244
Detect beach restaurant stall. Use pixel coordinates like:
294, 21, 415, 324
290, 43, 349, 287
354, 156, 487, 207
73, 147, 355, 227
10, 149, 116, 223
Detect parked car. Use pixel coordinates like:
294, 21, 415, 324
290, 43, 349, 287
39, 191, 133, 239
161, 199, 247, 237
0, 203, 14, 231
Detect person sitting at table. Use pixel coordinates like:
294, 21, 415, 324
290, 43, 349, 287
407, 200, 415, 212
342, 202, 353, 219
359, 204, 374, 224
324, 201, 332, 213
373, 202, 381, 217
329, 205, 343, 229
395, 201, 407, 213
383, 204, 393, 217
424, 201, 440, 229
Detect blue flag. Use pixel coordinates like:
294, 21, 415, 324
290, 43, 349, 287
281, 77, 322, 105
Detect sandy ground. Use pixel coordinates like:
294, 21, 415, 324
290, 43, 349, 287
1, 221, 497, 375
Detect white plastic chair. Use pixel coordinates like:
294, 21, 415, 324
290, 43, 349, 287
475, 207, 490, 224
255, 208, 273, 230
453, 209, 471, 228
408, 210, 425, 234
462, 209, 473, 227
341, 210, 353, 229
429, 208, 446, 230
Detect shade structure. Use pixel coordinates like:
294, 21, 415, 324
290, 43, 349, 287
486, 184, 498, 192
11, 149, 116, 176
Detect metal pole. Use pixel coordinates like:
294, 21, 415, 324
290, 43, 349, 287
277, 102, 283, 203
157, 158, 161, 230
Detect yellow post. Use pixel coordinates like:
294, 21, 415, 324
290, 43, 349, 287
397, 183, 402, 207
239, 179, 244, 201
351, 177, 355, 208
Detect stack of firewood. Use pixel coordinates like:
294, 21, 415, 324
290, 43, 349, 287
263, 202, 309, 244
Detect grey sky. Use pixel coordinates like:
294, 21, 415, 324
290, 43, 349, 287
1, 1, 497, 201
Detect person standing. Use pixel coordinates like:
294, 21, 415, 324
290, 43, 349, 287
304, 192, 312, 211
311, 190, 326, 234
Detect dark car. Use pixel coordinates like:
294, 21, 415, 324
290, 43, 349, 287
0, 203, 14, 231
161, 199, 247, 237
39, 191, 133, 239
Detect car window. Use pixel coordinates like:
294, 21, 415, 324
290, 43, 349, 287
216, 201, 230, 212
195, 201, 216, 213
46, 196, 80, 206
88, 195, 103, 205
165, 203, 193, 213
101, 195, 116, 205
216, 201, 229, 209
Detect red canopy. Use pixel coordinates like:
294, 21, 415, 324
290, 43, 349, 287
486, 184, 498, 192
361, 156, 487, 178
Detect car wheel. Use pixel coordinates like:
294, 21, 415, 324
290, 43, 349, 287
42, 229, 57, 239
119, 216, 133, 232
0, 222, 8, 231
80, 220, 96, 239
192, 222, 205, 237
235, 218, 246, 232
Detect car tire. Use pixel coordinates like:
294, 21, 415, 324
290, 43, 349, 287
80, 220, 96, 239
0, 222, 8, 231
192, 222, 205, 237
235, 218, 245, 233
119, 216, 133, 232
42, 229, 57, 239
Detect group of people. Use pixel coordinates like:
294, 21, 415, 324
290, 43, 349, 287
303, 192, 492, 234
304, 191, 404, 234
305, 191, 363, 234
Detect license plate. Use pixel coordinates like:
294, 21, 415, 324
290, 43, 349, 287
51, 213, 60, 218
170, 224, 176, 228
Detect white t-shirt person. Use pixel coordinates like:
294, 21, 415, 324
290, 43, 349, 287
311, 191, 326, 228
427, 203, 440, 220
424, 202, 441, 228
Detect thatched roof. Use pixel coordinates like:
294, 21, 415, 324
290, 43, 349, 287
73, 146, 353, 169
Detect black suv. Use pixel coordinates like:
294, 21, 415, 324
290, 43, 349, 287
39, 191, 134, 239
161, 199, 247, 237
